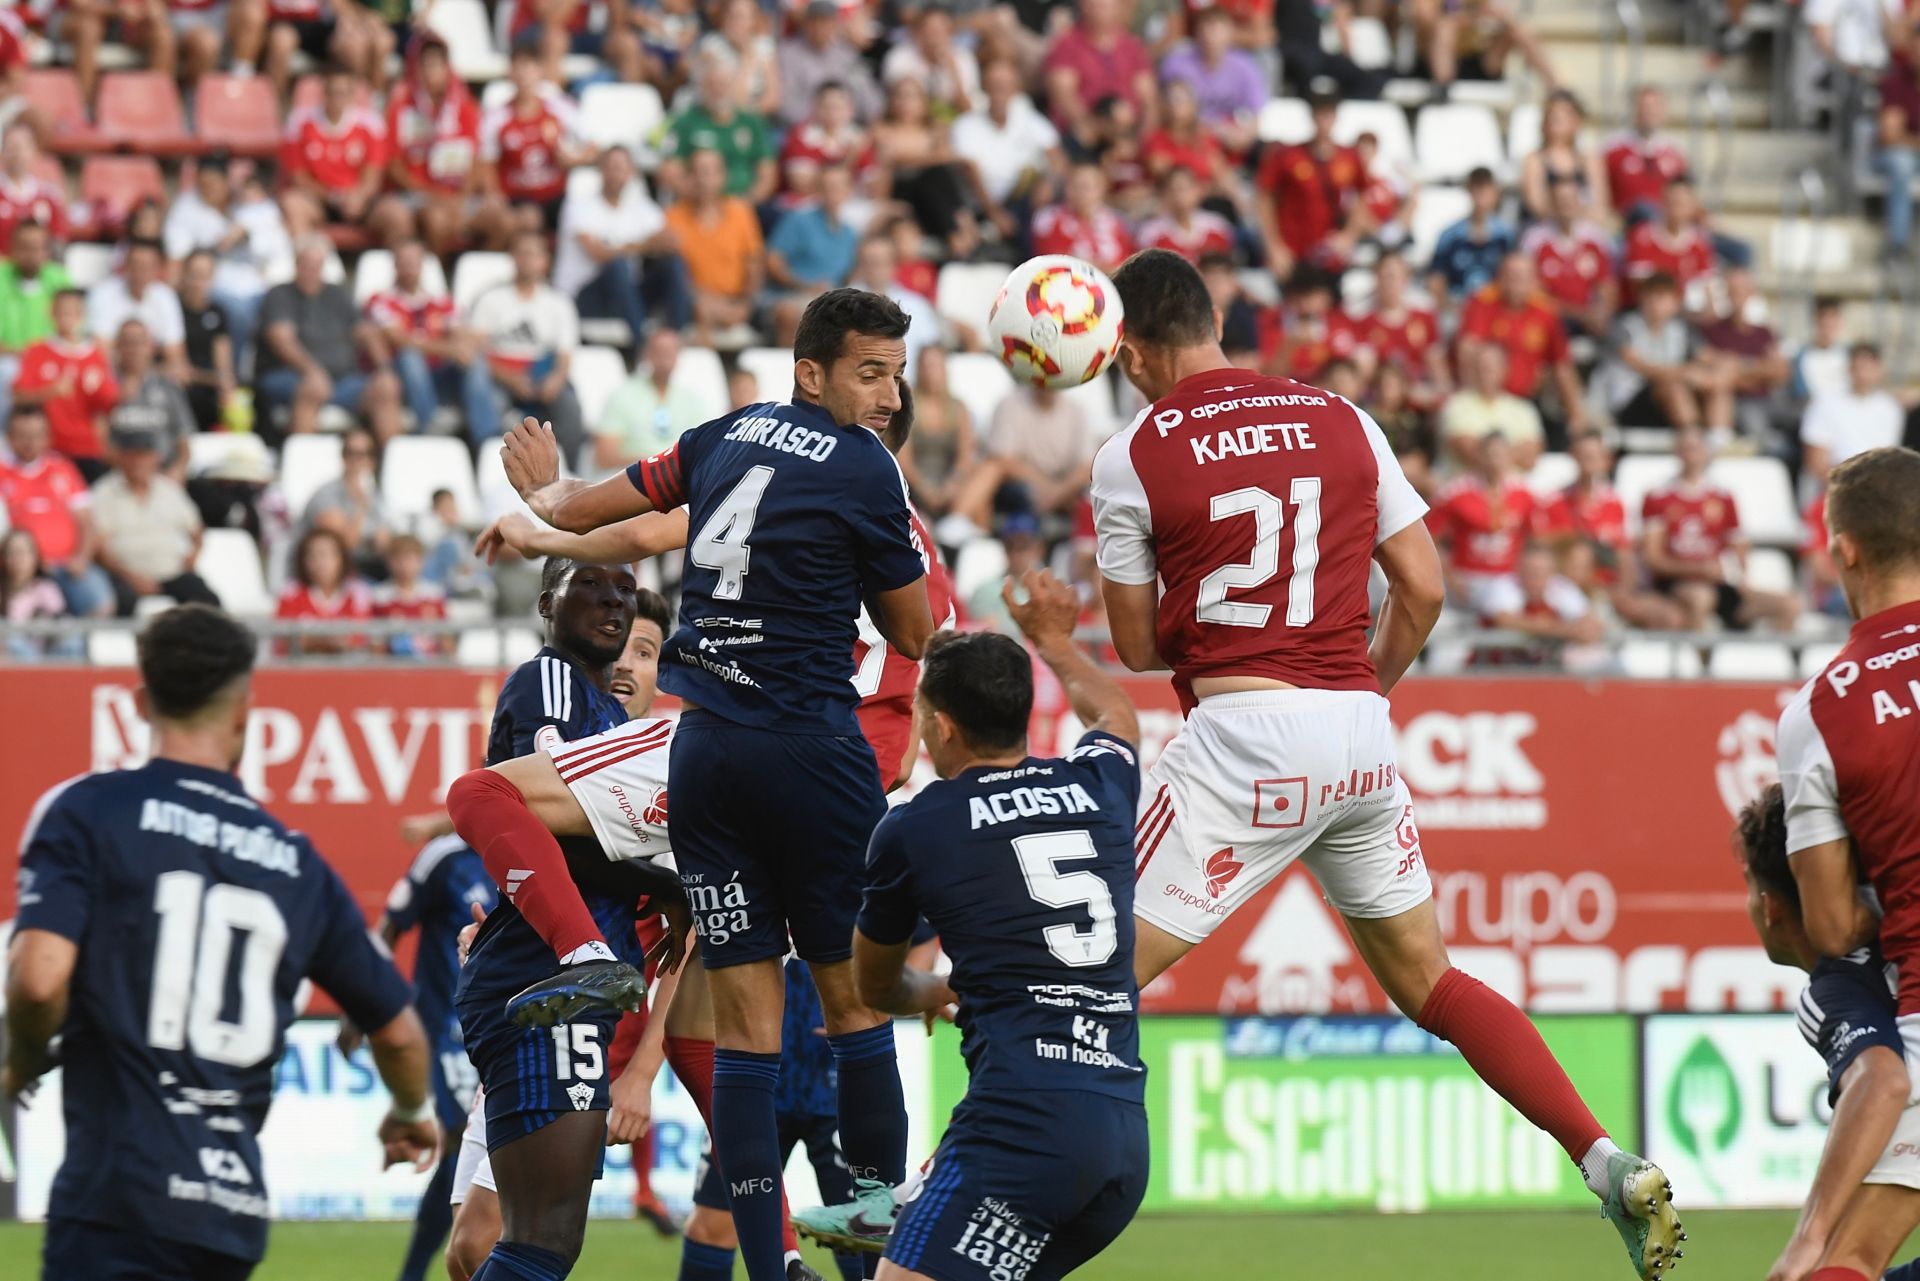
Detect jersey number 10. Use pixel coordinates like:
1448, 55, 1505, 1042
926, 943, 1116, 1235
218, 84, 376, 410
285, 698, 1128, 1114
149, 871, 290, 1068
1196, 478, 1323, 629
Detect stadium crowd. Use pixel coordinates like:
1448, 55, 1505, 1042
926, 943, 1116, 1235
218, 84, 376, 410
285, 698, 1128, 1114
0, 0, 1917, 670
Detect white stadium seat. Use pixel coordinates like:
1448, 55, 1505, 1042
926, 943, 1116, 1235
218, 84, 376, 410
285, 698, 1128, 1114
952, 538, 1010, 606
428, 0, 507, 81
671, 345, 732, 421
380, 436, 481, 527
186, 431, 272, 480
1744, 546, 1796, 595
1061, 373, 1120, 442
277, 433, 343, 518
1618, 638, 1677, 679
935, 263, 1008, 333
567, 165, 603, 206
64, 242, 116, 290
1707, 640, 1796, 681
1333, 100, 1414, 177
735, 347, 794, 403
1526, 452, 1578, 496
568, 344, 628, 427
198, 528, 272, 617
452, 251, 515, 316
1414, 102, 1506, 183
352, 249, 449, 308
1342, 15, 1395, 69
943, 352, 1017, 438
1408, 184, 1471, 267
1257, 97, 1312, 144
89, 629, 139, 667
456, 627, 542, 667
578, 82, 665, 151
1505, 103, 1543, 171
1799, 641, 1843, 677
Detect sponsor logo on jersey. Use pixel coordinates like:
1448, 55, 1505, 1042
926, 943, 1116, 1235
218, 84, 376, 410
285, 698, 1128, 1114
505, 869, 532, 900
1204, 847, 1243, 898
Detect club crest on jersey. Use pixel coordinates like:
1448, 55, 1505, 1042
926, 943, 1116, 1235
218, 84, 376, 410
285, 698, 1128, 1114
566, 1081, 595, 1111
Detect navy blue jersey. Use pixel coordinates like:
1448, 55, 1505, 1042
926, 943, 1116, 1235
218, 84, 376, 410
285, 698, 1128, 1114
15, 761, 412, 1263
859, 731, 1146, 1104
461, 646, 640, 1006
628, 400, 926, 735
386, 835, 495, 1124
1799, 946, 1904, 1107
776, 958, 837, 1119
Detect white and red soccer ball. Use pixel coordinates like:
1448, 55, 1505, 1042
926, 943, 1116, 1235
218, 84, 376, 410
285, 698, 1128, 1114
987, 255, 1125, 390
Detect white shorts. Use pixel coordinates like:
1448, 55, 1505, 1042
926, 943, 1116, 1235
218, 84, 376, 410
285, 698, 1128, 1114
450, 1088, 495, 1205
170, 3, 229, 35
1866, 1018, 1920, 1190
1134, 689, 1434, 944
546, 718, 676, 872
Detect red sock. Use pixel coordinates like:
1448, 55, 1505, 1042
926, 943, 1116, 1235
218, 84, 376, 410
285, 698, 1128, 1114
1417, 968, 1607, 1161
668, 1035, 798, 1252
1809, 1270, 1870, 1281
447, 769, 605, 962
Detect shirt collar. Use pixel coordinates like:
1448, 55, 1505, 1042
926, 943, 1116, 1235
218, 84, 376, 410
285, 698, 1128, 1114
1849, 598, 1920, 646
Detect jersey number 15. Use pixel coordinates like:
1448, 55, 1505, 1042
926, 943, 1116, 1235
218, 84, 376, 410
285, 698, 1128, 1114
1196, 478, 1323, 629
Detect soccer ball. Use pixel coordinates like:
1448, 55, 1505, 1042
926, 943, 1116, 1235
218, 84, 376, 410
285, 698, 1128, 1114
987, 255, 1125, 390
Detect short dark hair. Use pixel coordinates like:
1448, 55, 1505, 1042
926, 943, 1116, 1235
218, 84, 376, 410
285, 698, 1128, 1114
1467, 167, 1498, 189
1111, 248, 1215, 350
1733, 783, 1794, 911
431, 487, 454, 503
1638, 271, 1679, 298
8, 403, 46, 428
53, 287, 85, 306
919, 629, 1032, 753
1828, 446, 1920, 572
138, 604, 257, 721
632, 587, 674, 637
125, 236, 164, 258
12, 218, 45, 238
1814, 294, 1843, 313
1850, 340, 1883, 362
815, 79, 848, 98
793, 287, 911, 368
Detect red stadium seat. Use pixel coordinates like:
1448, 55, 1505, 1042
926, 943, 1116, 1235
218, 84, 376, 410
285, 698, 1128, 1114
96, 71, 199, 157
194, 74, 282, 158
23, 68, 105, 154
79, 156, 168, 232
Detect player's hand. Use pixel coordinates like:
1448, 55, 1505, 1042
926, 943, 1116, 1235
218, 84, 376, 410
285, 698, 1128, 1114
457, 901, 487, 967
378, 1111, 441, 1172
2, 1062, 44, 1107
501, 416, 562, 498
335, 1019, 365, 1058
647, 897, 695, 976
474, 513, 540, 565
1004, 568, 1080, 649
606, 1064, 655, 1146
921, 999, 957, 1036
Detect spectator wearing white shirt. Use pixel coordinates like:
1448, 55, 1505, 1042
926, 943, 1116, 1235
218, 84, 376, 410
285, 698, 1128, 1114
1802, 341, 1906, 487
1790, 294, 1850, 404
86, 238, 187, 381
462, 230, 584, 458
161, 157, 290, 371
1805, 0, 1900, 79
555, 148, 691, 344
951, 56, 1066, 231
882, 7, 979, 116
1478, 544, 1607, 670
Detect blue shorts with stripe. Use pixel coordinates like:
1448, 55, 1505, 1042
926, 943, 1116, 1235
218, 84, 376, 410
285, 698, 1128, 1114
460, 1003, 621, 1154
886, 1092, 1148, 1281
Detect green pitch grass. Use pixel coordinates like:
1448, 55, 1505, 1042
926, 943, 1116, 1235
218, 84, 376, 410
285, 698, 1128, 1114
0, 1209, 1809, 1279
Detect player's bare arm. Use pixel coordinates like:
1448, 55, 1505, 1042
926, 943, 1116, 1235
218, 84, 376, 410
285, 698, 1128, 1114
3, 927, 76, 1100
868, 576, 935, 660
1792, 837, 1882, 957
851, 929, 958, 1018
1100, 577, 1169, 673
1769, 1045, 1911, 1281
363, 1005, 442, 1171
1007, 568, 1140, 745
1372, 519, 1447, 694
476, 509, 692, 566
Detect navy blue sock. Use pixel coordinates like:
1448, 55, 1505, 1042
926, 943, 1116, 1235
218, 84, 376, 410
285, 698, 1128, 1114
678, 1239, 737, 1281
712, 1048, 786, 1281
829, 1024, 906, 1280
1884, 1262, 1920, 1280
396, 1137, 459, 1281
469, 1241, 572, 1281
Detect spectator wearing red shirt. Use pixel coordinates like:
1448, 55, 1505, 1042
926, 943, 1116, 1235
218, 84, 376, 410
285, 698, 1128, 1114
1521, 177, 1616, 336
1043, 0, 1158, 152
1622, 177, 1716, 309
1265, 267, 1362, 383
1426, 431, 1540, 614
1137, 168, 1236, 260
276, 524, 374, 655
1536, 430, 1682, 629
0, 404, 114, 616
234, 0, 395, 102
1602, 86, 1690, 219
1255, 91, 1371, 277
0, 6, 27, 109
1456, 251, 1587, 432
1640, 424, 1800, 632
480, 43, 593, 235
380, 34, 507, 259
13, 289, 118, 474
779, 80, 876, 205
1030, 163, 1135, 273
1353, 131, 1412, 252
366, 238, 473, 435
281, 63, 396, 244
0, 124, 67, 252
1801, 489, 1848, 617
372, 532, 449, 658
1142, 81, 1231, 191
1349, 251, 1448, 402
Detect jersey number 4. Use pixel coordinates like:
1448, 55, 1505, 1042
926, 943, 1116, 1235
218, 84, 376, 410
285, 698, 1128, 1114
1196, 478, 1323, 628
149, 871, 289, 1068
1014, 830, 1117, 967
691, 465, 774, 601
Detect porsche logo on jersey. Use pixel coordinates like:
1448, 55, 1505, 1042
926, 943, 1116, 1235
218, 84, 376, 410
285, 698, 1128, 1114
1025, 266, 1106, 337
1204, 847, 1244, 898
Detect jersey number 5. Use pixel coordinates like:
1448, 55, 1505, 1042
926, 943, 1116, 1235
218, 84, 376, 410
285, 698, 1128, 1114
691, 465, 774, 601
149, 871, 290, 1068
1013, 830, 1117, 967
1195, 478, 1323, 628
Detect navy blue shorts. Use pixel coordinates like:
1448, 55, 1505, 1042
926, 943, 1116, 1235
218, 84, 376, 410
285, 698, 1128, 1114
670, 713, 887, 968
43, 1218, 254, 1281
886, 1093, 1148, 1281
459, 1001, 620, 1154
433, 1036, 481, 1133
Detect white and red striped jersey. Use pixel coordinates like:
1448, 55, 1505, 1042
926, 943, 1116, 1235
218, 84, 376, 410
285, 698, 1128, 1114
854, 508, 954, 786
283, 104, 390, 194
1778, 597, 1920, 1014
1090, 369, 1428, 711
